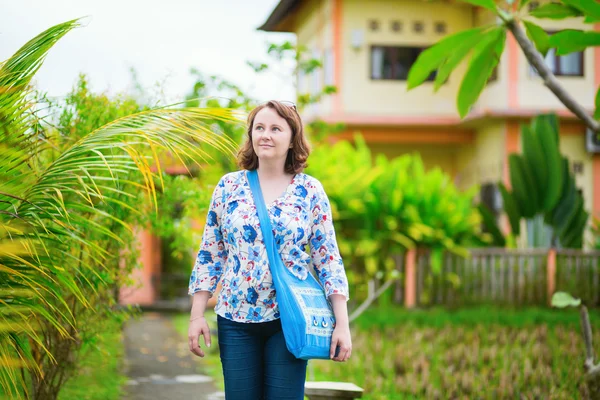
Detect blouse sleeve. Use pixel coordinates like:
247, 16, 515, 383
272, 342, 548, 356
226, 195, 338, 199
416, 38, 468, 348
309, 181, 350, 301
188, 175, 228, 297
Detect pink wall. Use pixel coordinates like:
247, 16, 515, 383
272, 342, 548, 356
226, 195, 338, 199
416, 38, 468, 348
119, 227, 162, 305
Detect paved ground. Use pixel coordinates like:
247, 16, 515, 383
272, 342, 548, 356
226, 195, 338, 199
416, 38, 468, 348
122, 312, 223, 400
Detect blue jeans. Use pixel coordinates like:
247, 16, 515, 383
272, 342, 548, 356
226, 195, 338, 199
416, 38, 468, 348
217, 314, 308, 400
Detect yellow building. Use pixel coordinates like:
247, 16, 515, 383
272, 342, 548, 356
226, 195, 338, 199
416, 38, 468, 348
259, 0, 600, 241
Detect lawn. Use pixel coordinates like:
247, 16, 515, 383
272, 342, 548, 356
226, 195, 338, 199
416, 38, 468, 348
310, 305, 600, 399
173, 305, 600, 399
58, 316, 128, 400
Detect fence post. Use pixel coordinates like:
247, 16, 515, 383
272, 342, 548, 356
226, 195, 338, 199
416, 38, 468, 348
547, 248, 556, 306
405, 249, 417, 308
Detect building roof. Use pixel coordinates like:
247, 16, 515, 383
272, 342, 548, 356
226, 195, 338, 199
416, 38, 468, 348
257, 0, 300, 32
258, 0, 470, 32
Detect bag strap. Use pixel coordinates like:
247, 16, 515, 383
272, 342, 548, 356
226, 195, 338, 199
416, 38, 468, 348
247, 170, 281, 278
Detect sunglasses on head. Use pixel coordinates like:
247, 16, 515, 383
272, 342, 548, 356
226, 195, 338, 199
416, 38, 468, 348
260, 100, 297, 111
279, 100, 297, 111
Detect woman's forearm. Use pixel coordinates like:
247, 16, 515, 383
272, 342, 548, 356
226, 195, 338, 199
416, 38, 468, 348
329, 294, 349, 328
190, 291, 211, 319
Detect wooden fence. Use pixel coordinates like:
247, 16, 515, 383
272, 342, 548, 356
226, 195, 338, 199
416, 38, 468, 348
394, 248, 600, 307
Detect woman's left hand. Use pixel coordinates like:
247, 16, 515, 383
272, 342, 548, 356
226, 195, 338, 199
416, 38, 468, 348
330, 324, 352, 362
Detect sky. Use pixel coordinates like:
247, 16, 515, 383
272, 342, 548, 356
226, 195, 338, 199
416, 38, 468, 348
0, 0, 296, 104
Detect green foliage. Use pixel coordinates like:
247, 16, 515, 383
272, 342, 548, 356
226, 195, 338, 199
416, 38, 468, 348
530, 2, 583, 19
353, 304, 598, 329
508, 155, 536, 218
548, 29, 600, 55
564, 0, 600, 22
138, 171, 221, 299
595, 88, 600, 119
306, 136, 487, 291
410, 0, 600, 122
55, 74, 146, 140
551, 291, 582, 308
499, 114, 587, 248
477, 204, 506, 246
457, 28, 505, 118
408, 25, 505, 118
523, 20, 550, 56
245, 61, 269, 73
534, 117, 563, 212
561, 0, 600, 21
407, 27, 486, 90
498, 182, 521, 236
0, 19, 237, 399
57, 316, 128, 400
591, 217, 600, 249
16, 74, 151, 399
311, 305, 598, 399
184, 67, 252, 171
459, 0, 497, 11
432, 31, 483, 92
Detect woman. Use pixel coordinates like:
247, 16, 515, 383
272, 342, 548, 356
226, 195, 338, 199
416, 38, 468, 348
187, 100, 351, 399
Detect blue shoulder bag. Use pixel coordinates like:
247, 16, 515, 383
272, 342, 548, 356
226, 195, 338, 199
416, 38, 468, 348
247, 169, 336, 360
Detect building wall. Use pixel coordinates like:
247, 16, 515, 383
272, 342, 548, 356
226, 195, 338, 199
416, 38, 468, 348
351, 121, 507, 195
296, 0, 334, 118
338, 0, 473, 117
119, 228, 162, 305
369, 142, 459, 176
560, 131, 594, 218
291, 0, 597, 117
455, 122, 506, 192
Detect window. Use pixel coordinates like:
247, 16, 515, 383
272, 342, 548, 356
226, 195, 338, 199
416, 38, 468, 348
371, 46, 435, 81
530, 47, 584, 77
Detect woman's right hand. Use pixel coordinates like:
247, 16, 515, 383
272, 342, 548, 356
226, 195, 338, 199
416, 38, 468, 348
188, 316, 211, 357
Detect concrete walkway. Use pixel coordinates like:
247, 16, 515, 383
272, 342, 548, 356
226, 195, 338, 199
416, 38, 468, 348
122, 312, 223, 400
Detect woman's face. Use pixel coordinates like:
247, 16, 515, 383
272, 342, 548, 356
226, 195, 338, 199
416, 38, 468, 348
251, 107, 293, 163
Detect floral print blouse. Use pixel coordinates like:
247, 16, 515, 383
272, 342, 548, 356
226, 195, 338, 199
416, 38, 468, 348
188, 170, 349, 323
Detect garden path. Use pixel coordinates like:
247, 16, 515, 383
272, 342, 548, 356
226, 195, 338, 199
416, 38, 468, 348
122, 312, 223, 400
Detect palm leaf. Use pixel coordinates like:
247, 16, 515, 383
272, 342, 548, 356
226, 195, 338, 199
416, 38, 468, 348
0, 18, 241, 396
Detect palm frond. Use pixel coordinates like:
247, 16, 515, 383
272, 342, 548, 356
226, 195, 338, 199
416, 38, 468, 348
1, 17, 243, 397
0, 18, 81, 115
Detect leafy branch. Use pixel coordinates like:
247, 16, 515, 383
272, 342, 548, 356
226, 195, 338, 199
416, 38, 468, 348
505, 19, 599, 132
408, 0, 600, 132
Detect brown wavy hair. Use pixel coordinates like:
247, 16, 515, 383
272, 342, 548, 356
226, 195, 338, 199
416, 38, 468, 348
237, 100, 310, 174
